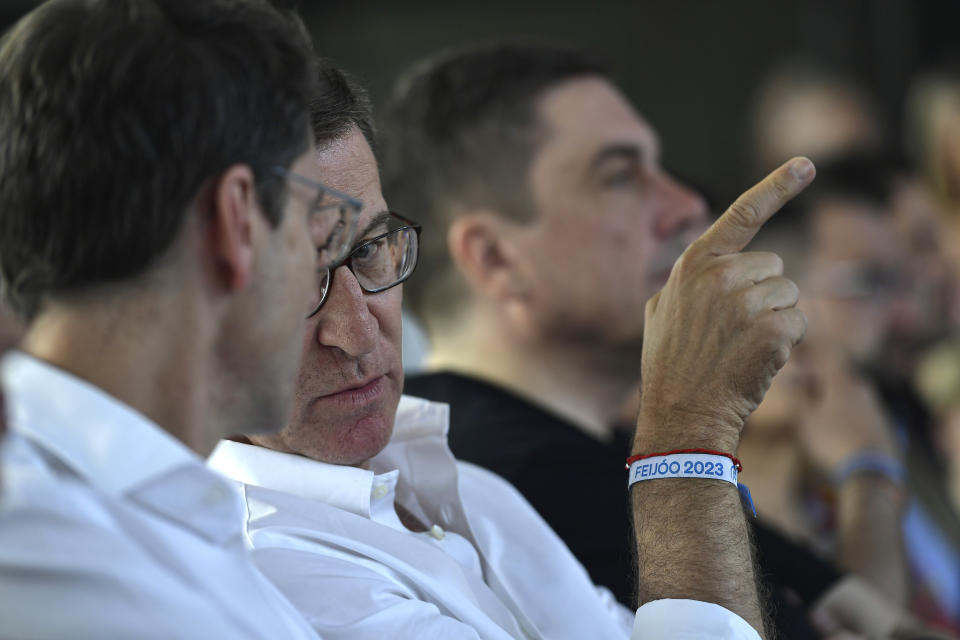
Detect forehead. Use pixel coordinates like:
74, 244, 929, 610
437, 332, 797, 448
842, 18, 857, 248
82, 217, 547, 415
312, 127, 387, 228
532, 76, 659, 170
811, 197, 897, 261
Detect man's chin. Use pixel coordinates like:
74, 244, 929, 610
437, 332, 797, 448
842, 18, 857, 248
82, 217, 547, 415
323, 411, 398, 467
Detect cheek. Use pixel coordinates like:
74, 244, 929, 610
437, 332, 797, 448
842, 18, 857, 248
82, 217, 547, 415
371, 288, 404, 365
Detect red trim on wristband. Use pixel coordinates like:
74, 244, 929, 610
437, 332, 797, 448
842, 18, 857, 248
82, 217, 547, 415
625, 449, 743, 472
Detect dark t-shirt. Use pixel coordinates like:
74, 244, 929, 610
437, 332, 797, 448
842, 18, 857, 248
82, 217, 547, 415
405, 371, 842, 638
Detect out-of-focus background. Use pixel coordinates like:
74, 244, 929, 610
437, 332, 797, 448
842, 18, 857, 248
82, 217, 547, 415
6, 0, 955, 203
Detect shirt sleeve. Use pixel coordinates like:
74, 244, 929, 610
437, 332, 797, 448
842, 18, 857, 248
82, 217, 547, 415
632, 599, 763, 640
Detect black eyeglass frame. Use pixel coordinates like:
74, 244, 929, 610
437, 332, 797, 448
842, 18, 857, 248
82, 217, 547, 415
307, 211, 422, 318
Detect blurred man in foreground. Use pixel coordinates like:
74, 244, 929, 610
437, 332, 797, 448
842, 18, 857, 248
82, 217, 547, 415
209, 57, 815, 639
0, 1, 359, 636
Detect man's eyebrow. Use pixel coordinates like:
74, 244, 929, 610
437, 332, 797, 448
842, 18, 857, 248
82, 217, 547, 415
357, 211, 393, 238
589, 144, 645, 172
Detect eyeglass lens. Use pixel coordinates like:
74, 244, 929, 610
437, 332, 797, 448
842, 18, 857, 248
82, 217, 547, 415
309, 224, 419, 317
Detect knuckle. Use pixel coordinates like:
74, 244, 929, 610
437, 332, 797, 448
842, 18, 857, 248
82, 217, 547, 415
776, 277, 800, 305
787, 278, 801, 301
774, 344, 792, 369
727, 200, 762, 229
769, 176, 792, 200
767, 252, 785, 275
645, 293, 660, 316
710, 263, 739, 291
672, 252, 697, 279
672, 253, 689, 275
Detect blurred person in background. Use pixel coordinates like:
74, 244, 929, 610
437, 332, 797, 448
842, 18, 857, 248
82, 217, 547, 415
381, 41, 927, 640
905, 73, 960, 326
0, 0, 358, 637
905, 74, 960, 217
886, 174, 956, 373
916, 338, 960, 518
742, 152, 960, 636
210, 52, 820, 639
752, 60, 884, 174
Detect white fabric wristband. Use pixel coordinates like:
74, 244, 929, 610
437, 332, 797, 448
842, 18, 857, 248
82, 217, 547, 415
627, 453, 739, 489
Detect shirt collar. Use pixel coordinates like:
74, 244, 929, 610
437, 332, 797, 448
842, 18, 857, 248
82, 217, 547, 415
208, 395, 452, 520
2, 351, 244, 544
209, 439, 379, 517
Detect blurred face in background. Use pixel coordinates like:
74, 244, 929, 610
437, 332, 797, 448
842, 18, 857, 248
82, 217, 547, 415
805, 196, 905, 367
747, 343, 817, 436
885, 177, 954, 372
509, 76, 708, 354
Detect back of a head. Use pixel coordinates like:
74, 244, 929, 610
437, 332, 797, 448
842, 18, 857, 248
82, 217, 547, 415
752, 60, 883, 172
379, 40, 606, 333
0, 0, 316, 320
806, 150, 909, 217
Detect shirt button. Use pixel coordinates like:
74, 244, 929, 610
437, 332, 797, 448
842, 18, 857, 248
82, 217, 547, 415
430, 524, 445, 541
371, 484, 389, 500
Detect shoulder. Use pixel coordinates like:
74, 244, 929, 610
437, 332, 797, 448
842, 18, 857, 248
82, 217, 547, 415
0, 458, 212, 637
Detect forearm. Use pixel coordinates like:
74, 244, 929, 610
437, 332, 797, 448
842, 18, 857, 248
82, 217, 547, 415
835, 475, 908, 605
628, 159, 815, 640
632, 477, 766, 637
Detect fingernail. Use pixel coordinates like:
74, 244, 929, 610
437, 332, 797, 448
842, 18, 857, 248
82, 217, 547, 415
789, 158, 814, 181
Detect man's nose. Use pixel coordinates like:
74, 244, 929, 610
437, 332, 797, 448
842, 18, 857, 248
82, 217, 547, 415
313, 265, 378, 357
654, 173, 709, 241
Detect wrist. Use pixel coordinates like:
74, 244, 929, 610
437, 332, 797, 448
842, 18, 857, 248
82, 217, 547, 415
634, 408, 741, 456
832, 451, 905, 488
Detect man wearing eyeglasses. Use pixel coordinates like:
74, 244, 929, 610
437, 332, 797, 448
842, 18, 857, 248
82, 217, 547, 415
208, 53, 815, 637
0, 1, 357, 637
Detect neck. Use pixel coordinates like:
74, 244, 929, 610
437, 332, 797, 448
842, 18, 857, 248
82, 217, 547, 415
426, 310, 638, 442
23, 288, 215, 455
738, 426, 809, 539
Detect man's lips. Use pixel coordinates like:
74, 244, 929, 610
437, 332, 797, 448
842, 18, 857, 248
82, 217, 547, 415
315, 375, 387, 408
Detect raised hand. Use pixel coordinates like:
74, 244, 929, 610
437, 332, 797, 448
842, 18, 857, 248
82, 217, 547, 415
631, 158, 816, 638
797, 348, 900, 475
637, 157, 815, 454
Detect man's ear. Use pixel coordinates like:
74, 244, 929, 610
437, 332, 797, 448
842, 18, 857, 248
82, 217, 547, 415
447, 214, 530, 303
208, 164, 259, 292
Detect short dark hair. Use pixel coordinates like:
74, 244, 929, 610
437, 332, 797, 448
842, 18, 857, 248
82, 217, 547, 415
0, 0, 317, 319
379, 40, 606, 329
806, 150, 911, 212
750, 150, 911, 269
311, 59, 377, 153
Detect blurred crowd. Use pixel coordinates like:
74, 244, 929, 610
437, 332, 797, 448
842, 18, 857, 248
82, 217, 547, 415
744, 61, 960, 635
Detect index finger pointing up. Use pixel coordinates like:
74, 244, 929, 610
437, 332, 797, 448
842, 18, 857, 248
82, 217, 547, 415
688, 157, 815, 257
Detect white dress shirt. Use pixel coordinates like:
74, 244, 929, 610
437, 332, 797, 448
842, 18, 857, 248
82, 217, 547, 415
0, 352, 318, 639
208, 394, 762, 640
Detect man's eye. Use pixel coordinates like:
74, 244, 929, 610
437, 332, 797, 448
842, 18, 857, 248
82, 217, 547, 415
353, 242, 376, 261
604, 170, 637, 186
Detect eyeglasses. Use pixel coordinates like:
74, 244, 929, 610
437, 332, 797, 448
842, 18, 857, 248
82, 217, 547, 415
307, 211, 422, 318
271, 166, 363, 269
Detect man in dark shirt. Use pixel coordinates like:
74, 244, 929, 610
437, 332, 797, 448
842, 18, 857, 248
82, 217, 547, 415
383, 41, 917, 639
403, 373, 842, 639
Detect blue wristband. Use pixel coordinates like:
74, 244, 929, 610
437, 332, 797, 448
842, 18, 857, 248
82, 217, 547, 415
832, 451, 905, 487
